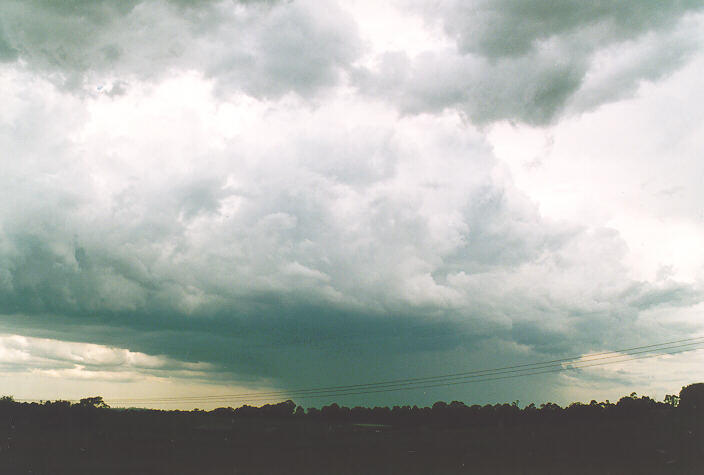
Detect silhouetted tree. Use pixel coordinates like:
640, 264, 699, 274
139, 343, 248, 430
679, 383, 704, 412
260, 400, 296, 418
78, 396, 109, 409
1, 385, 702, 474
210, 407, 235, 416
664, 394, 679, 407
0, 395, 15, 407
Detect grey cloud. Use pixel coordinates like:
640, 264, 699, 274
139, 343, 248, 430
2, 203, 701, 406
569, 26, 699, 111
440, 0, 703, 58
2, 164, 701, 405
0, 0, 362, 98
447, 185, 576, 271
205, 1, 362, 98
358, 0, 704, 124
2, 63, 703, 406
355, 46, 589, 124
621, 281, 704, 311
0, 21, 17, 61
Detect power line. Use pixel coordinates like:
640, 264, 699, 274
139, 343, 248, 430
110, 336, 704, 403
104, 336, 704, 405
285, 344, 704, 401
110, 344, 704, 405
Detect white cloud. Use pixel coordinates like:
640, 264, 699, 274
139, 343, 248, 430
488, 50, 704, 285
0, 333, 212, 375
1, 1, 704, 406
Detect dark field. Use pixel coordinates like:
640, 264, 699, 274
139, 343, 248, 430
1, 385, 703, 474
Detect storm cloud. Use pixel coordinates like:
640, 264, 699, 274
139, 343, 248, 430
1, 0, 703, 406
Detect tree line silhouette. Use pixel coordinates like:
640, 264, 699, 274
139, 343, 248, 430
0, 384, 702, 474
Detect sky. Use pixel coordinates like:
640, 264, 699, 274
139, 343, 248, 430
1, 0, 704, 409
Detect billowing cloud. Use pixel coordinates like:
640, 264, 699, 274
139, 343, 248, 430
438, 0, 701, 58
357, 0, 704, 124
0, 0, 361, 97
1, 63, 702, 406
1, 1, 704, 407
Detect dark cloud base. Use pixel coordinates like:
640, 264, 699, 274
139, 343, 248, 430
1, 0, 703, 407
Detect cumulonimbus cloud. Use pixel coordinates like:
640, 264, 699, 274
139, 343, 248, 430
1, 64, 701, 403
1, 1, 704, 405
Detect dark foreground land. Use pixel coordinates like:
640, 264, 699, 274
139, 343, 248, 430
1, 384, 703, 474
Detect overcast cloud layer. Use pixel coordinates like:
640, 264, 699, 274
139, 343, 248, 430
1, 0, 704, 407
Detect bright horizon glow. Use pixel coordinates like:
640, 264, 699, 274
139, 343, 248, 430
1, 0, 703, 409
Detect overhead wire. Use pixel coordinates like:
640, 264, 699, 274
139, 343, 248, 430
102, 336, 704, 406
109, 336, 704, 403
108, 343, 704, 404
